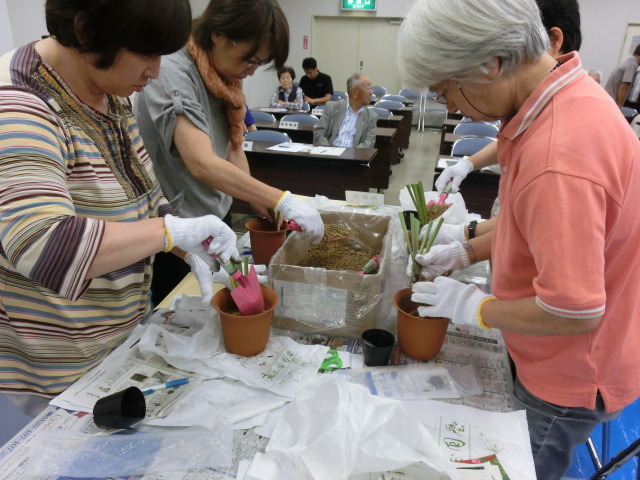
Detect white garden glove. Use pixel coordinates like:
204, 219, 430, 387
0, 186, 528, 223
184, 253, 268, 306
411, 276, 493, 327
183, 253, 216, 306
435, 157, 474, 193
406, 241, 471, 281
419, 222, 466, 245
213, 264, 268, 290
273, 191, 324, 243
164, 214, 239, 264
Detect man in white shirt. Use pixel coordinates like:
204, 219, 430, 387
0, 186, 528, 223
313, 74, 377, 149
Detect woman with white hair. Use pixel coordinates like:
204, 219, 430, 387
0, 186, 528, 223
397, 0, 640, 479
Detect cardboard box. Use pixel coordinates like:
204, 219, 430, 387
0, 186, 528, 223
269, 211, 391, 338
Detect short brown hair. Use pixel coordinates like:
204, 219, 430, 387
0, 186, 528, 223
46, 0, 191, 69
192, 0, 289, 71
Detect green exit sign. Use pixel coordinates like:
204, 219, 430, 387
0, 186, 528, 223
341, 0, 377, 11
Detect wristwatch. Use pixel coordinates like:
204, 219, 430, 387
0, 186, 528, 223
468, 220, 478, 239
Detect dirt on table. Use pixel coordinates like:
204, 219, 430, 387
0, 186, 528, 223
299, 224, 378, 271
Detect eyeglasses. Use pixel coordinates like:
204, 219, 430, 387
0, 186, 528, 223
243, 58, 270, 69
431, 83, 449, 104
231, 41, 270, 69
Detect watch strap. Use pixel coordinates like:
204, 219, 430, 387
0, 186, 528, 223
468, 220, 478, 239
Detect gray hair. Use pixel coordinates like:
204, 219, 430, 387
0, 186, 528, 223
397, 0, 550, 90
587, 69, 602, 80
346, 74, 363, 93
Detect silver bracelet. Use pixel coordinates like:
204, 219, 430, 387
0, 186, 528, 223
461, 240, 476, 265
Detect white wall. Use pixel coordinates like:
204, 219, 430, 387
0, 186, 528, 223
0, 0, 15, 55
579, 0, 640, 84
242, 0, 415, 108
4, 0, 639, 101
5, 0, 46, 48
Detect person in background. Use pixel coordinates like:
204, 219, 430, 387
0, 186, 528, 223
427, 0, 582, 247
269, 65, 304, 110
134, 0, 324, 304
244, 105, 257, 132
586, 69, 602, 84
0, 0, 241, 414
624, 64, 640, 112
397, 1, 640, 480
604, 44, 640, 107
299, 57, 334, 106
313, 74, 376, 149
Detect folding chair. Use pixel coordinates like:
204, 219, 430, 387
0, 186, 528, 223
330, 91, 348, 101
372, 86, 387, 97
453, 121, 500, 137
245, 130, 291, 144
381, 94, 406, 103
451, 136, 496, 156
249, 111, 276, 123
369, 107, 392, 119
280, 113, 320, 126
586, 421, 640, 480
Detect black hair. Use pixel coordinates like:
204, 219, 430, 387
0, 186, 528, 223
634, 44, 640, 56
536, 0, 582, 53
193, 0, 289, 71
278, 66, 296, 81
46, 0, 192, 69
302, 57, 317, 70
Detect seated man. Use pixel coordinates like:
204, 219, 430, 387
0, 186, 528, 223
313, 74, 377, 149
299, 57, 333, 106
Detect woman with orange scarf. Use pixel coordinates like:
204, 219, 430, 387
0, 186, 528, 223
134, 0, 324, 303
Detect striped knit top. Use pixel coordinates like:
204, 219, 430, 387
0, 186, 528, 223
0, 42, 172, 396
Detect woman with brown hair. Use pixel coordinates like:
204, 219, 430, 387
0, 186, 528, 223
0, 0, 242, 413
135, 0, 324, 303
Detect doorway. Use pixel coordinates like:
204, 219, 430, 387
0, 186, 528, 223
312, 16, 402, 96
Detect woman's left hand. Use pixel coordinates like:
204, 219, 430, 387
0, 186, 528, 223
184, 253, 268, 306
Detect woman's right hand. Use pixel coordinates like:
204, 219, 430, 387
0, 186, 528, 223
164, 214, 239, 264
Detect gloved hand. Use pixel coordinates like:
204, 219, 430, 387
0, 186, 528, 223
184, 253, 268, 306
435, 157, 474, 193
212, 264, 268, 290
406, 241, 471, 281
273, 191, 324, 243
411, 276, 493, 327
184, 252, 216, 306
419, 222, 466, 245
164, 214, 239, 264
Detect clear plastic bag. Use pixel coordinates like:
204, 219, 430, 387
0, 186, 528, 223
335, 363, 483, 400
26, 424, 232, 478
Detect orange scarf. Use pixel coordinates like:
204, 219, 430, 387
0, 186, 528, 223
186, 38, 246, 151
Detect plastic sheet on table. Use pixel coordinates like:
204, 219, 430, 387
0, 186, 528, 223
25, 423, 232, 478
334, 363, 482, 400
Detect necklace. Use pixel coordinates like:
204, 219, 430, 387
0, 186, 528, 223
550, 59, 563, 74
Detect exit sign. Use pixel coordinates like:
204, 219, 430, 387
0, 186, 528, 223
341, 0, 377, 11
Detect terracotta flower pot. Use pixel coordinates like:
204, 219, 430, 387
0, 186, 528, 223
212, 285, 278, 357
393, 287, 449, 361
245, 218, 287, 266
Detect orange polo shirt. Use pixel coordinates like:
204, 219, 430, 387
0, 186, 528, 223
493, 52, 640, 412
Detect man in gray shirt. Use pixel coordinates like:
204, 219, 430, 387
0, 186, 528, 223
604, 44, 640, 107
